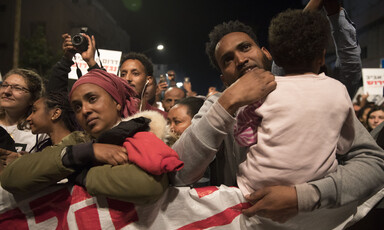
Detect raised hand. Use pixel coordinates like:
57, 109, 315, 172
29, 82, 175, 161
80, 34, 97, 68
62, 33, 76, 60
156, 81, 168, 101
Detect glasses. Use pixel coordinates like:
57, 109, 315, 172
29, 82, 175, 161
0, 83, 30, 93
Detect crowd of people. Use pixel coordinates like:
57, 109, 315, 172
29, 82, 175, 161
0, 0, 383, 228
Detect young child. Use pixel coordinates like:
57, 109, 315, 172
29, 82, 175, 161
235, 9, 355, 196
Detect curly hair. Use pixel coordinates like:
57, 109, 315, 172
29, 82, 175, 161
0, 68, 44, 130
120, 52, 154, 76
44, 91, 80, 132
205, 20, 259, 71
268, 9, 330, 73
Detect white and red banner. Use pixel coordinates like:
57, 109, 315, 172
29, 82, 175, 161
0, 184, 383, 229
362, 68, 384, 103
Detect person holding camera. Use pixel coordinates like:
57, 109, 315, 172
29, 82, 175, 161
46, 32, 98, 93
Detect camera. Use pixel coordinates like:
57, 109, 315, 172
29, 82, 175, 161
72, 27, 89, 53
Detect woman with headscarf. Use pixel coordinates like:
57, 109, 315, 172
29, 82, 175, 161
1, 69, 169, 204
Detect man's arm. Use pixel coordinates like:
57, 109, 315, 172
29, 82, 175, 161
171, 68, 276, 186
171, 93, 233, 185
46, 34, 75, 93
46, 56, 73, 93
310, 115, 384, 208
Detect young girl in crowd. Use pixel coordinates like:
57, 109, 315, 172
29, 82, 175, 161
26, 91, 79, 145
0, 69, 49, 153
234, 9, 355, 196
0, 91, 76, 170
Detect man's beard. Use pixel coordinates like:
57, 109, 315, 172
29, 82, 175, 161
262, 52, 272, 71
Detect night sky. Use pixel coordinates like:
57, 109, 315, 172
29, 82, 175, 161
100, 0, 304, 95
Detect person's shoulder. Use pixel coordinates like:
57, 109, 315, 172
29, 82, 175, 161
62, 131, 92, 145
322, 74, 348, 89
207, 92, 221, 102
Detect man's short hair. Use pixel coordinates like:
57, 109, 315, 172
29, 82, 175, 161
120, 52, 154, 76
268, 9, 330, 71
205, 20, 259, 71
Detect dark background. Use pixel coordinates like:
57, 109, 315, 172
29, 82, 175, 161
100, 0, 304, 95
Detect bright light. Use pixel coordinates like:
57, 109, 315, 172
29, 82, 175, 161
176, 82, 183, 88
157, 44, 164, 51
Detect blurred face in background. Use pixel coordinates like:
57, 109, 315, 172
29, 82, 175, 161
166, 70, 176, 81
162, 87, 185, 112
360, 107, 372, 126
167, 104, 192, 136
367, 109, 384, 130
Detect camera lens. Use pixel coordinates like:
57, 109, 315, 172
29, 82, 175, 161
71, 34, 88, 53
72, 35, 83, 45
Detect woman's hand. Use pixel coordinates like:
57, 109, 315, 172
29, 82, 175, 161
92, 143, 129, 166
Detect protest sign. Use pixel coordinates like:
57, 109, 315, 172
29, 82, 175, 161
68, 49, 122, 80
362, 68, 384, 103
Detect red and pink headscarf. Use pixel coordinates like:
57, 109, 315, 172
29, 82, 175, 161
69, 69, 139, 117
